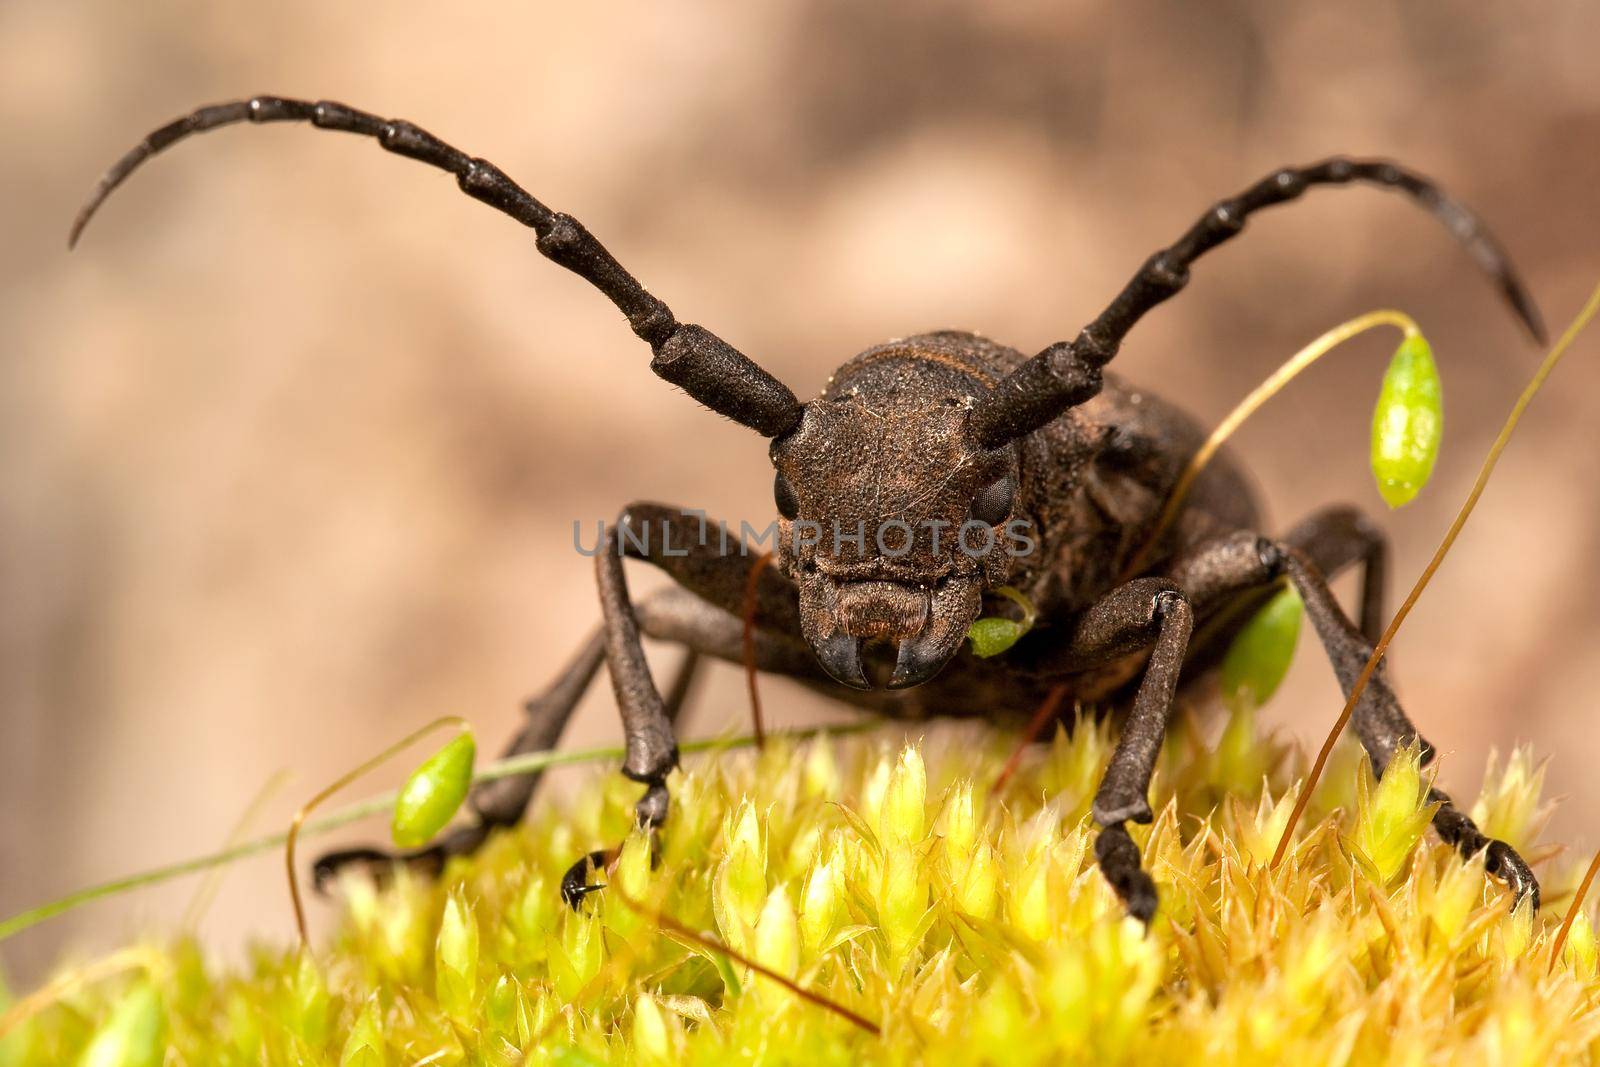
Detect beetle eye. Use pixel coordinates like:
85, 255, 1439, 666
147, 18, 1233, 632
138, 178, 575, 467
774, 472, 800, 519
970, 474, 1015, 526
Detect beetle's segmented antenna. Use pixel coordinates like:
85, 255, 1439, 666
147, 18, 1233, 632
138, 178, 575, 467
72, 96, 803, 438
970, 158, 1547, 447
71, 101, 247, 250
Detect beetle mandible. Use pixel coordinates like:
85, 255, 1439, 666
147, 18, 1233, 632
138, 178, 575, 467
72, 96, 1548, 921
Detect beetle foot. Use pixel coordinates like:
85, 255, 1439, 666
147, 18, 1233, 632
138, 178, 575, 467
560, 848, 617, 909
1485, 838, 1541, 912
1429, 790, 1541, 912
560, 824, 669, 910
1094, 822, 1158, 925
311, 823, 488, 894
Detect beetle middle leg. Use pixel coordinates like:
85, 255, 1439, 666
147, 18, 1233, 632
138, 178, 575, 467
1283, 504, 1388, 643
315, 499, 792, 890
312, 630, 701, 888
1182, 503, 1390, 680
1171, 529, 1538, 908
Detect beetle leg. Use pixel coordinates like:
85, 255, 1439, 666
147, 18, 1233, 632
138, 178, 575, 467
1265, 540, 1538, 909
314, 630, 695, 889
1283, 504, 1389, 643
1042, 577, 1196, 923
596, 504, 796, 817
1181, 504, 1390, 675
561, 502, 806, 906
557, 589, 829, 908
1171, 529, 1538, 910
313, 502, 799, 898
634, 587, 824, 678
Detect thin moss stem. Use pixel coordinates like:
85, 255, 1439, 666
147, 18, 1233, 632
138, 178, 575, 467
1550, 848, 1600, 971
0, 722, 878, 945
1273, 282, 1600, 868
741, 551, 776, 750
610, 882, 882, 1035
183, 769, 292, 930
1122, 309, 1420, 581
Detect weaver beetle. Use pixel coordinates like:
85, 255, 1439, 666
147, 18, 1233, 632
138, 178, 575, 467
73, 96, 1547, 921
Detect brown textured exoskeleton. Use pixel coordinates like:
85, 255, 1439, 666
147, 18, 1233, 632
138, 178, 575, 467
73, 97, 1549, 921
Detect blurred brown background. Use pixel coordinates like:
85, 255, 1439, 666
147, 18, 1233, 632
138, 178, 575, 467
4, 2, 1599, 983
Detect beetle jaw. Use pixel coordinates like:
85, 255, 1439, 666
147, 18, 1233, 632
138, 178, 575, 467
797, 573, 982, 691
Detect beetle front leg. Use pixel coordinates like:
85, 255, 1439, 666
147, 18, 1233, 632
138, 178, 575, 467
595, 503, 793, 825
597, 515, 679, 830
562, 502, 799, 906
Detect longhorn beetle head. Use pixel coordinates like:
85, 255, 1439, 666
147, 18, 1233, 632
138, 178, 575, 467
69, 99, 1545, 693
768, 335, 1030, 689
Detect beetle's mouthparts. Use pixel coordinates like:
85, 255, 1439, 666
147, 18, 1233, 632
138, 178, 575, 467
836, 580, 929, 640
813, 632, 870, 689
800, 576, 981, 691
887, 578, 981, 689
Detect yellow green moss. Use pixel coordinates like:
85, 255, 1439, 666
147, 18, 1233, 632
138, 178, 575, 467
2, 710, 1593, 1065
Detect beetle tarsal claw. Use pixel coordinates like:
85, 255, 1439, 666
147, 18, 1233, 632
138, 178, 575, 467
560, 848, 617, 910
1485, 840, 1540, 912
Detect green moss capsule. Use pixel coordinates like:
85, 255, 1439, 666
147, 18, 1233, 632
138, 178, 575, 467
1220, 584, 1303, 712
390, 731, 476, 849
966, 617, 1027, 658
966, 587, 1037, 658
1371, 331, 1443, 508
